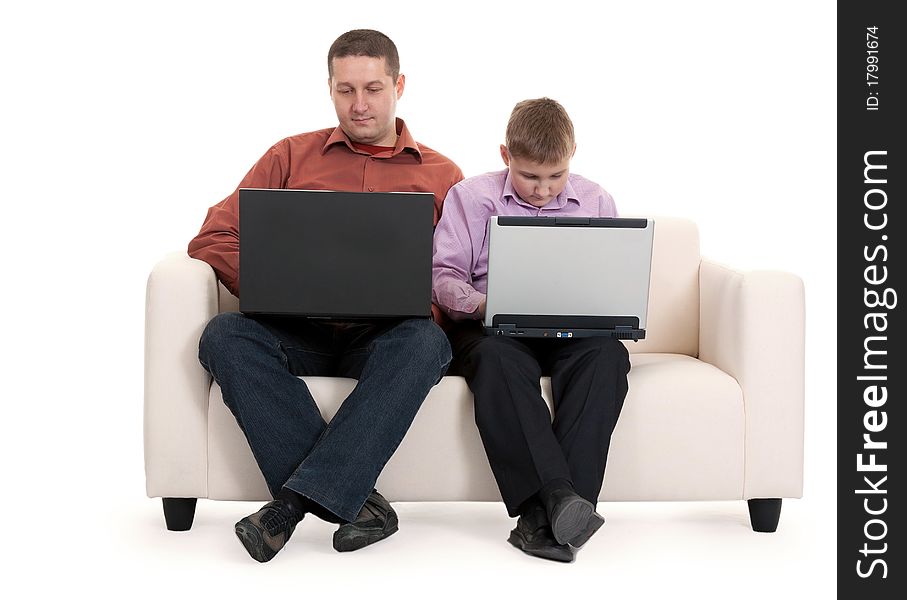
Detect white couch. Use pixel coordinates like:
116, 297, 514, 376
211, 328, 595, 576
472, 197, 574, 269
144, 217, 804, 532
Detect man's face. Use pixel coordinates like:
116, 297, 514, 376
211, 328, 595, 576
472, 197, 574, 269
500, 145, 573, 208
329, 56, 404, 147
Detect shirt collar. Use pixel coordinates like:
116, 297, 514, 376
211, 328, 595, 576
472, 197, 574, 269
500, 169, 579, 210
322, 117, 423, 161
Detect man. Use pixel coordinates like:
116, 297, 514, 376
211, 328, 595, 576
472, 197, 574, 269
189, 29, 463, 563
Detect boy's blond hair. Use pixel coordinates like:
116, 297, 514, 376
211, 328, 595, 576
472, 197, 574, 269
505, 98, 575, 164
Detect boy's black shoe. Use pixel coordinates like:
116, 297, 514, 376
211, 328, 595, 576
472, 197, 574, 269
508, 510, 575, 563
332, 490, 399, 552
545, 488, 605, 547
234, 499, 303, 563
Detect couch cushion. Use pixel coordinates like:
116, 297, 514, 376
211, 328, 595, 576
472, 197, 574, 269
602, 353, 744, 500
206, 353, 743, 502
626, 217, 700, 356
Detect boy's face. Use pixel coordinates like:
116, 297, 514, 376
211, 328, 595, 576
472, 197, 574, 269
500, 145, 574, 208
329, 55, 404, 147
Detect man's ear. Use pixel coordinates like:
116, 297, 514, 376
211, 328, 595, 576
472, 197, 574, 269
395, 73, 406, 99
500, 144, 510, 167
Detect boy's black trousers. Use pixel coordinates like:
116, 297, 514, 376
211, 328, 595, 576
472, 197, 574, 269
447, 322, 631, 517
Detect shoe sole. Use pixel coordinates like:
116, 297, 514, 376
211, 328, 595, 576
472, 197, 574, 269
566, 511, 604, 548
332, 511, 399, 552
550, 497, 604, 547
507, 530, 575, 563
235, 520, 277, 563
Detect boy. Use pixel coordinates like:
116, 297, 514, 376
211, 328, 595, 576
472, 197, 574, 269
432, 98, 630, 563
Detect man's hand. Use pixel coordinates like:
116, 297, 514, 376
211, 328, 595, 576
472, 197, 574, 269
477, 295, 487, 320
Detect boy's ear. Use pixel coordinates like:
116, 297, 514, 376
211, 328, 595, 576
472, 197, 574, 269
571, 143, 577, 158
500, 144, 510, 167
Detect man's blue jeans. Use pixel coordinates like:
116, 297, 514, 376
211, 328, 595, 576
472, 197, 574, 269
198, 312, 452, 522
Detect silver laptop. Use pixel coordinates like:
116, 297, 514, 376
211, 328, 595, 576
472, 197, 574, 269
483, 216, 654, 339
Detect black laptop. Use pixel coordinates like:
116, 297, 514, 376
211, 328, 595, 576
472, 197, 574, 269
239, 189, 435, 318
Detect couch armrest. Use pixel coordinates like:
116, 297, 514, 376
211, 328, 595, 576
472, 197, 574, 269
144, 253, 218, 498
698, 259, 805, 499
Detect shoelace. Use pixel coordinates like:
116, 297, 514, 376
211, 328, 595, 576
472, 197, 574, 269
261, 501, 297, 535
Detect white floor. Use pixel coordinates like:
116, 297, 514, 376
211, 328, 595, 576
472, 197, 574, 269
25, 495, 834, 598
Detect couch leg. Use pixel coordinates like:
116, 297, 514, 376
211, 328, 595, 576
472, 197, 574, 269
747, 498, 781, 532
163, 498, 198, 531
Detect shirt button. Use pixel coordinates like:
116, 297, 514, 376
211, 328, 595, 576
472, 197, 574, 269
368, 187, 375, 191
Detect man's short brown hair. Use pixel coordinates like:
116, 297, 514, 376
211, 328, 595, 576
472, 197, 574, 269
505, 98, 575, 164
328, 29, 400, 81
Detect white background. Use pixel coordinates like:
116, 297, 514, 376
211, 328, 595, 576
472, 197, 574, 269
1, 0, 836, 596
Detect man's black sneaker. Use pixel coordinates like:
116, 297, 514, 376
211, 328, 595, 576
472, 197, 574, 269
332, 490, 399, 552
234, 499, 303, 563
545, 488, 605, 547
507, 509, 575, 563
